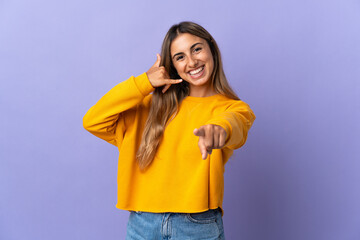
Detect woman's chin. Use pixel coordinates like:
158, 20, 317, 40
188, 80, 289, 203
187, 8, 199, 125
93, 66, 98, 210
186, 76, 210, 87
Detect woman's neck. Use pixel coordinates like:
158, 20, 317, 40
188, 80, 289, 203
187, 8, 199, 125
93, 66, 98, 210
188, 85, 216, 97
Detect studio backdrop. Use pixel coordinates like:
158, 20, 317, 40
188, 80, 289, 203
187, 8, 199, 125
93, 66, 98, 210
1, 0, 359, 239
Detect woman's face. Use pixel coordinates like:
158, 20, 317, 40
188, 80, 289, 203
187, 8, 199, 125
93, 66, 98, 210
170, 33, 214, 90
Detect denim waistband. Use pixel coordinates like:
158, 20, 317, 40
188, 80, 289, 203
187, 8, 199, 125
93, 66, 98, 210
133, 207, 221, 215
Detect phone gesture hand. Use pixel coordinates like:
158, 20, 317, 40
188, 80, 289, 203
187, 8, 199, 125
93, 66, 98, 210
146, 54, 183, 93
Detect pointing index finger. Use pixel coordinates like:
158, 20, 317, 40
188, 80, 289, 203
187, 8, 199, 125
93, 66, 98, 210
194, 127, 205, 137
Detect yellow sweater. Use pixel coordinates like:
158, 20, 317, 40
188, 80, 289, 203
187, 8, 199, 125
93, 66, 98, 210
83, 72, 256, 217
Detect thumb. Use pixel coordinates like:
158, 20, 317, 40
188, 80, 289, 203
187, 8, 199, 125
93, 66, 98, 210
154, 53, 161, 67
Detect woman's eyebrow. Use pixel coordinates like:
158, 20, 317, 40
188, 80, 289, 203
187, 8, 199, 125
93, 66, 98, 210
172, 42, 203, 59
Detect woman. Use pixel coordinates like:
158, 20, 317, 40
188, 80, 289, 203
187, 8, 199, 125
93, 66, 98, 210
83, 21, 256, 239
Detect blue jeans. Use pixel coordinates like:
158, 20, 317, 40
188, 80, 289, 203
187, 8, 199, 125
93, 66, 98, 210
125, 207, 226, 240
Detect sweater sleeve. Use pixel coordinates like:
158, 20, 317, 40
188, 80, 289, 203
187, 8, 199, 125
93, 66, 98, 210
205, 100, 256, 150
82, 72, 155, 146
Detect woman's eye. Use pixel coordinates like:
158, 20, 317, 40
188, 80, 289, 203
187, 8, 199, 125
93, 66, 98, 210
176, 56, 184, 61
194, 47, 202, 53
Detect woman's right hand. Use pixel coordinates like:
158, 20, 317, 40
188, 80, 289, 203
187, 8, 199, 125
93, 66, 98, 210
146, 54, 183, 93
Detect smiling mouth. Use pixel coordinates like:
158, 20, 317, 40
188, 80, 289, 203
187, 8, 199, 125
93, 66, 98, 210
188, 66, 205, 76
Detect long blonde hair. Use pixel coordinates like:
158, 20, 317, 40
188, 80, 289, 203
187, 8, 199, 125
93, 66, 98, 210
136, 21, 240, 171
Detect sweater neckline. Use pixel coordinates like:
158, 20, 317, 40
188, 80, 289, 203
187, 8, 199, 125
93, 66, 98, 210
183, 93, 223, 102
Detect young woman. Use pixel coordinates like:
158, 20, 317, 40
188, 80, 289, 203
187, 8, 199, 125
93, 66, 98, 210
83, 21, 256, 240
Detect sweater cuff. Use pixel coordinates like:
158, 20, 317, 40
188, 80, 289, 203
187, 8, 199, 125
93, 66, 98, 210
134, 72, 155, 96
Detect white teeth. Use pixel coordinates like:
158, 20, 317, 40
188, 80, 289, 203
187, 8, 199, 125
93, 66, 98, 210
189, 66, 204, 75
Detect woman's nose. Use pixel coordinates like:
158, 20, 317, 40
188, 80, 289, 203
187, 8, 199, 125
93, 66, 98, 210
187, 56, 198, 68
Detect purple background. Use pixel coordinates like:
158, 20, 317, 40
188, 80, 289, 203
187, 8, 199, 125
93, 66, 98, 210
1, 0, 359, 239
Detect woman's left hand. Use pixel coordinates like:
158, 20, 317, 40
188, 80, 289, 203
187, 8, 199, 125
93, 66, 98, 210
193, 124, 227, 160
